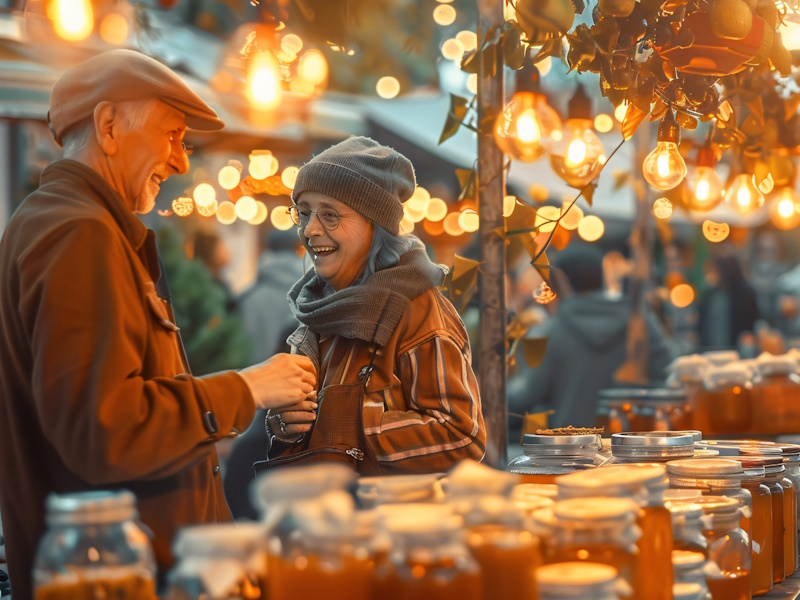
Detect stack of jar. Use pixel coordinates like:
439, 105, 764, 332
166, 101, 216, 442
507, 432, 605, 483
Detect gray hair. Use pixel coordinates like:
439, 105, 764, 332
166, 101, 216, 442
62, 98, 158, 157
357, 226, 422, 284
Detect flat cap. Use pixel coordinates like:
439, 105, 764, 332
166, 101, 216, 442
48, 49, 224, 147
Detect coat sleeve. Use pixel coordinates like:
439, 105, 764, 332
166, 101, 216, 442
20, 219, 255, 485
367, 333, 486, 472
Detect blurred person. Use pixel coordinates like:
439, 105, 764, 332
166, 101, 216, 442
697, 254, 760, 350
256, 136, 486, 474
191, 230, 235, 312
507, 245, 673, 438
0, 50, 317, 600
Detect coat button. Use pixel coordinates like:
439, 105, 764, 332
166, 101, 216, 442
213, 465, 220, 476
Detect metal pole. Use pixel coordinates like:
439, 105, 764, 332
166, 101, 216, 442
476, 0, 506, 467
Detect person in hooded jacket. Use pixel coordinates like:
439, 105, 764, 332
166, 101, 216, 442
507, 245, 673, 440
254, 136, 486, 475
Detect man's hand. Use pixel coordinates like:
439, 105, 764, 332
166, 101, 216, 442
239, 354, 317, 411
271, 404, 318, 436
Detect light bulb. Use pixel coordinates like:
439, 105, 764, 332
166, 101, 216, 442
246, 52, 281, 110
724, 174, 764, 215
769, 187, 800, 230
686, 166, 724, 212
494, 91, 562, 162
298, 50, 328, 86
53, 0, 94, 41
550, 118, 605, 188
642, 110, 687, 191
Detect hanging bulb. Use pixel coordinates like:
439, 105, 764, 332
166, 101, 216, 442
642, 109, 687, 190
246, 52, 282, 110
51, 0, 94, 41
769, 187, 800, 230
550, 86, 605, 188
724, 174, 764, 215
494, 62, 562, 162
685, 144, 724, 212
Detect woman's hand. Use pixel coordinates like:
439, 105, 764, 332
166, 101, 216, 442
239, 353, 317, 411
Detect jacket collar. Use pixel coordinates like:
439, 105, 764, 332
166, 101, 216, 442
40, 159, 149, 252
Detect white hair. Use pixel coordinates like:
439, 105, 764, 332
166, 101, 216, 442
61, 98, 159, 157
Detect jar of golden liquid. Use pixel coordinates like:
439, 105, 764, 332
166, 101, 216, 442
533, 497, 638, 599
772, 443, 800, 534
694, 364, 755, 435
609, 431, 695, 464
507, 433, 604, 484
673, 582, 708, 600
536, 562, 622, 600
376, 507, 482, 600
672, 550, 711, 598
557, 464, 674, 600
33, 491, 156, 600
667, 502, 707, 555
458, 495, 542, 600
166, 523, 268, 600
751, 353, 800, 434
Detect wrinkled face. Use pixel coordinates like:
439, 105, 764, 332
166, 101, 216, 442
115, 100, 190, 214
295, 192, 374, 291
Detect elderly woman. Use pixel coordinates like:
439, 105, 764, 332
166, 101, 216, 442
255, 137, 485, 474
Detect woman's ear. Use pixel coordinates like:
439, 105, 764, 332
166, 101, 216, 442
94, 102, 118, 156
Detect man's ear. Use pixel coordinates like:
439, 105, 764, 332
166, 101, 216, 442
94, 102, 118, 156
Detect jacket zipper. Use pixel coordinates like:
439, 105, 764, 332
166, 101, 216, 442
261, 446, 364, 468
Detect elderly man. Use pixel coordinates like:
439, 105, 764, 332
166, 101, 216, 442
0, 49, 317, 600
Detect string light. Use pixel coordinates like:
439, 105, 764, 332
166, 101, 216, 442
642, 109, 687, 190
550, 86, 605, 188
98, 13, 128, 45
653, 198, 673, 219
441, 38, 465, 62
193, 183, 216, 208
443, 212, 464, 236
593, 114, 613, 133
235, 196, 258, 221
433, 4, 457, 25
216, 201, 237, 225
769, 187, 800, 230
724, 174, 764, 215
218, 165, 241, 190
406, 187, 431, 212
281, 166, 299, 189
425, 198, 448, 222
246, 52, 281, 110
249, 152, 278, 180
577, 215, 604, 241
559, 203, 583, 230
298, 50, 328, 86
271, 206, 295, 230
281, 34, 303, 55
52, 0, 94, 41
248, 201, 268, 225
685, 144, 723, 212
458, 209, 480, 232
376, 76, 400, 99
456, 30, 477, 51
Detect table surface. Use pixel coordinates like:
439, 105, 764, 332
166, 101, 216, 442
765, 570, 800, 598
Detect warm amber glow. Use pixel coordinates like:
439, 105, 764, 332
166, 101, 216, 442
425, 198, 448, 222
769, 187, 800, 230
249, 152, 278, 180
653, 198, 673, 219
298, 50, 328, 86
614, 102, 628, 122
458, 209, 480, 232
281, 166, 299, 189
456, 30, 477, 51
441, 38, 465, 62
235, 196, 258, 221
642, 142, 687, 190
670, 284, 695, 308
399, 214, 415, 235
271, 206, 295, 230
98, 13, 128, 45
778, 197, 795, 218
467, 74, 478, 95
433, 4, 457, 25
52, 0, 94, 41
376, 76, 400, 99
696, 180, 710, 201
503, 195, 517, 218
534, 205, 561, 233
443, 212, 464, 236
281, 34, 303, 56
249, 201, 268, 225
407, 187, 431, 212
702, 220, 730, 243
404, 205, 426, 223
724, 174, 764, 215
559, 203, 583, 230
196, 201, 218, 217
216, 201, 237, 225
172, 197, 194, 217
578, 215, 604, 241
516, 110, 541, 144
246, 52, 281, 110
594, 114, 613, 133
566, 139, 587, 167
529, 184, 550, 202
193, 183, 216, 208
218, 165, 241, 190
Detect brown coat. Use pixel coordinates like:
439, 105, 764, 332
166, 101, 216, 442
0, 160, 255, 600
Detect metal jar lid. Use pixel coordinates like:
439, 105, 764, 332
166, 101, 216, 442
611, 432, 695, 459
735, 453, 786, 476
45, 490, 138, 526
558, 463, 667, 497
522, 433, 601, 448
597, 388, 688, 402
672, 430, 702, 443
553, 497, 640, 523
671, 494, 739, 518
666, 458, 745, 479
536, 562, 618, 589
672, 550, 706, 567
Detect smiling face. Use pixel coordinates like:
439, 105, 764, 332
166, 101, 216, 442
296, 191, 374, 291
114, 100, 190, 214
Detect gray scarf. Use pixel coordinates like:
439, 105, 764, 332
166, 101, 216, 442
287, 245, 447, 346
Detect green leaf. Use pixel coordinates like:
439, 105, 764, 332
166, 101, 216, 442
438, 94, 470, 145
521, 337, 549, 368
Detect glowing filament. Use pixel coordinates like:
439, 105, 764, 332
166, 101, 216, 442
657, 152, 671, 178
566, 139, 587, 167
778, 197, 795, 218
247, 53, 281, 110
695, 180, 710, 202
737, 187, 751, 208
516, 110, 540, 144
53, 0, 94, 41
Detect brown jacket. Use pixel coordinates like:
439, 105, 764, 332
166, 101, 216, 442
271, 286, 486, 473
0, 160, 255, 600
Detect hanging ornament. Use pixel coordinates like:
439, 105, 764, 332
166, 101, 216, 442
685, 143, 724, 212
769, 187, 800, 230
550, 85, 605, 188
723, 174, 764, 215
702, 220, 730, 242
534, 281, 557, 305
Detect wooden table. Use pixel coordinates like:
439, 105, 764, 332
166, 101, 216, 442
766, 572, 800, 598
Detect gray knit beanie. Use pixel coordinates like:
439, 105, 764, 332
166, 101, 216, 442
291, 136, 415, 235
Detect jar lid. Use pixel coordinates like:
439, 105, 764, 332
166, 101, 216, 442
669, 495, 739, 517
672, 550, 706, 567
444, 460, 520, 497
612, 432, 694, 447
553, 497, 639, 522
703, 350, 740, 366
173, 523, 265, 557
755, 352, 797, 376
670, 355, 711, 382
357, 474, 439, 504
771, 442, 800, 457
738, 445, 783, 457
379, 503, 460, 534
522, 433, 601, 447
735, 453, 786, 475
693, 448, 719, 457
597, 388, 688, 402
254, 463, 357, 505
536, 562, 618, 588
666, 458, 745, 479
45, 490, 137, 526
673, 582, 705, 600
663, 489, 703, 502
694, 440, 762, 456
703, 363, 751, 390
672, 430, 703, 443
666, 501, 703, 520
512, 483, 558, 500
558, 464, 666, 496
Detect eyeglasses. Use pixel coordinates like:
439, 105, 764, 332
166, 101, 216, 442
288, 205, 341, 231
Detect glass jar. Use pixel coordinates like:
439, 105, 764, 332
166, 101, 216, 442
534, 497, 638, 599
597, 389, 690, 432
703, 350, 741, 366
511, 484, 556, 518
664, 489, 704, 503
536, 562, 621, 600
558, 464, 673, 600
772, 443, 800, 532
609, 431, 695, 464
460, 496, 542, 600
693, 364, 754, 435
672, 549, 711, 597
669, 355, 713, 433
693, 496, 751, 600
751, 353, 800, 434
667, 502, 707, 555
673, 582, 707, 600
507, 433, 604, 483
166, 523, 267, 600
356, 474, 442, 508
376, 509, 482, 600
33, 490, 156, 600
665, 458, 753, 553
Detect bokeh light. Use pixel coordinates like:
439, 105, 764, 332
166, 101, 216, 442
529, 183, 550, 203
53, 0, 94, 41
404, 204, 426, 223
171, 197, 194, 217
594, 114, 614, 133
249, 152, 279, 180
534, 205, 561, 233
399, 215, 415, 235
614, 101, 628, 123
443, 212, 464, 236
559, 203, 584, 230
281, 166, 299, 189
246, 52, 281, 110
442, 38, 465, 62
298, 49, 328, 86
577, 215, 604, 241
248, 201, 268, 225
426, 198, 448, 222
218, 165, 241, 190
456, 30, 477, 51
653, 197, 673, 220
376, 76, 400, 99
216, 201, 237, 225
458, 209, 480, 232
196, 201, 218, 217
99, 13, 128, 45
670, 283, 695, 308
235, 196, 258, 221
407, 187, 432, 212
281, 34, 303, 55
467, 74, 478, 95
271, 206, 295, 230
433, 4, 457, 25
702, 220, 730, 243
193, 183, 216, 208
